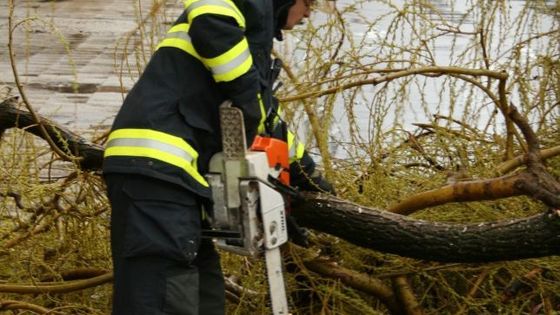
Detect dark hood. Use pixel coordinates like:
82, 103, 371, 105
273, 0, 295, 40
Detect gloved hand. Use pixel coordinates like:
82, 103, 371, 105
289, 152, 336, 195
286, 215, 310, 247
296, 169, 336, 195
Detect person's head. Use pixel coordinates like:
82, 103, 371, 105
282, 0, 313, 30
273, 0, 314, 39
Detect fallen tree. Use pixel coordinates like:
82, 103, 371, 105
2, 96, 558, 263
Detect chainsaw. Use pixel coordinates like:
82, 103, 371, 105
204, 101, 291, 315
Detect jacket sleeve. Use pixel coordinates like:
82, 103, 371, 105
187, 1, 266, 144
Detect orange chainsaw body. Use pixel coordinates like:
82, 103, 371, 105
250, 136, 290, 186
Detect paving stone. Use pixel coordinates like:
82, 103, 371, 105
0, 0, 183, 133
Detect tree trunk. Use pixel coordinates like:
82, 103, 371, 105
292, 193, 560, 262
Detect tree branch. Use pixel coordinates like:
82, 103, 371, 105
279, 66, 508, 103
387, 174, 525, 215
0, 97, 103, 170
303, 256, 403, 314
0, 272, 113, 294
292, 195, 560, 263
392, 275, 424, 315
496, 145, 560, 175
0, 299, 56, 314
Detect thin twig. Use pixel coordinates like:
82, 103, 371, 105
6, 1, 82, 163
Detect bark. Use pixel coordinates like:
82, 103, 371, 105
1, 97, 560, 263
291, 194, 560, 263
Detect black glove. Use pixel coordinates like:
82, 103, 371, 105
286, 215, 310, 247
290, 152, 336, 195
295, 169, 336, 195
309, 169, 335, 194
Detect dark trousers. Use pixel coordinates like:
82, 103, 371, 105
105, 174, 225, 315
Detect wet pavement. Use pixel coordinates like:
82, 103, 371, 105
0, 0, 182, 134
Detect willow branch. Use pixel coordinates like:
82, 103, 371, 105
279, 66, 508, 103
508, 106, 541, 156
0, 191, 25, 209
496, 145, 560, 175
412, 123, 487, 143
433, 114, 487, 138
303, 257, 403, 314
0, 300, 54, 314
387, 173, 524, 215
0, 272, 113, 294
7, 1, 82, 163
497, 77, 515, 160
2, 211, 63, 250
224, 276, 259, 297
447, 73, 499, 105
40, 268, 109, 282
392, 276, 424, 315
272, 50, 332, 175
3, 93, 560, 263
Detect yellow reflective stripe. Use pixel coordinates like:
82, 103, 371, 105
257, 94, 266, 134
287, 131, 296, 161
272, 105, 282, 127
105, 147, 208, 187
211, 53, 252, 82
184, 0, 245, 28
108, 129, 197, 156
105, 129, 209, 187
287, 131, 305, 163
168, 23, 190, 33
108, 138, 194, 163
156, 23, 201, 57
157, 38, 200, 57
184, 0, 243, 17
296, 142, 305, 160
156, 22, 251, 82
205, 39, 252, 82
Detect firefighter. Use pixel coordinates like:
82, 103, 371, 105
103, 0, 334, 313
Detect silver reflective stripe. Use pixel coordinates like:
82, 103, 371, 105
165, 31, 191, 42
186, 0, 240, 17
211, 47, 250, 75
106, 138, 194, 163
